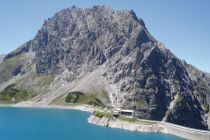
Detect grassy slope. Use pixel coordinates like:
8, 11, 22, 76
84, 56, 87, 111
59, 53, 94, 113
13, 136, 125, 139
52, 88, 111, 107
16, 72, 55, 95
94, 110, 113, 119
0, 84, 35, 104
0, 56, 23, 83
64, 91, 105, 107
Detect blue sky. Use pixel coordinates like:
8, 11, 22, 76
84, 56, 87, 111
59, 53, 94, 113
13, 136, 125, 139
0, 0, 209, 72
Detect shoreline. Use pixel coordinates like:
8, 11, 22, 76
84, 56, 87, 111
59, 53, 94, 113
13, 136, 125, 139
88, 114, 210, 140
0, 102, 96, 113
88, 114, 167, 133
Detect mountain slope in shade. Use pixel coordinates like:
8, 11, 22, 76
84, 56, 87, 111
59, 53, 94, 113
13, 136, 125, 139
0, 6, 210, 130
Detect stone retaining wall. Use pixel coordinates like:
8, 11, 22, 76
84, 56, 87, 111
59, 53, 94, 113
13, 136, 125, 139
88, 115, 210, 140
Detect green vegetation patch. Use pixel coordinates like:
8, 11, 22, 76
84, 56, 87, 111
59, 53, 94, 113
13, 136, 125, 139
118, 116, 156, 124
174, 94, 183, 105
65, 91, 104, 107
94, 110, 113, 119
0, 84, 35, 104
118, 116, 139, 122
0, 56, 22, 68
0, 56, 23, 83
65, 91, 84, 103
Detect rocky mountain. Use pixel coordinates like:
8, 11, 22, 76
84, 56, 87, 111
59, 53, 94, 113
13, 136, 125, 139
0, 6, 210, 130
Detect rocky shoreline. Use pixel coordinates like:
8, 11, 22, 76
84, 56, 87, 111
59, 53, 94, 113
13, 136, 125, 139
88, 115, 166, 133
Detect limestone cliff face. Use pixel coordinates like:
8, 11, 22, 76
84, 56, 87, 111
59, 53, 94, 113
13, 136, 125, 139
0, 6, 210, 130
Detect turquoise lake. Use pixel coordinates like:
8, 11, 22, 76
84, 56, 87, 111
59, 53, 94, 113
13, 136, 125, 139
0, 107, 183, 140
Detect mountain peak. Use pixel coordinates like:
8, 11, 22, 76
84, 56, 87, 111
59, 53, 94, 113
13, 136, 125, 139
0, 6, 210, 130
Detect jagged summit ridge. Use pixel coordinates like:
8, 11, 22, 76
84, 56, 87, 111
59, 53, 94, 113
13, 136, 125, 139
31, 5, 155, 75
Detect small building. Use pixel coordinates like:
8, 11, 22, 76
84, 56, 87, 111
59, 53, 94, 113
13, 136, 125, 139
112, 108, 135, 118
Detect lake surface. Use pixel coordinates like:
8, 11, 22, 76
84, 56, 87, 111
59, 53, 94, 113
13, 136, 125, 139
0, 107, 183, 140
